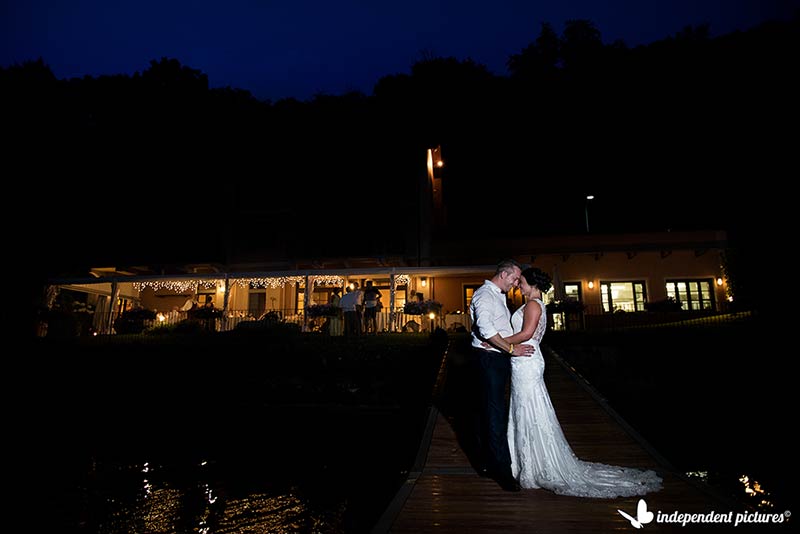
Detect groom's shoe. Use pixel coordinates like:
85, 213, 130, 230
495, 474, 521, 492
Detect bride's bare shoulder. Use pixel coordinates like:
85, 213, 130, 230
523, 301, 542, 321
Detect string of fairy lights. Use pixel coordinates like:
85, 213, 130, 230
132, 274, 411, 293
393, 274, 410, 285
232, 276, 305, 289
132, 279, 222, 292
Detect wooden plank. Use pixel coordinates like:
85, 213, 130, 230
379, 345, 761, 533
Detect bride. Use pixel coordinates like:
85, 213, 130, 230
499, 267, 662, 497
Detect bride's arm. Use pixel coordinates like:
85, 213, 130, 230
502, 303, 541, 345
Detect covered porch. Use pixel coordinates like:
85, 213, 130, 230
41, 265, 495, 337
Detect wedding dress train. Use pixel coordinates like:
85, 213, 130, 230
507, 299, 662, 497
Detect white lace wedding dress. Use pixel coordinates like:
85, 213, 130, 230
507, 299, 663, 497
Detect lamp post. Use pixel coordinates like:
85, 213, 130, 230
585, 195, 594, 233
419, 146, 444, 267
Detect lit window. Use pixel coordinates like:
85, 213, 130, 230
666, 279, 715, 310
600, 281, 647, 312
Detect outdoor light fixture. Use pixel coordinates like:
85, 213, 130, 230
585, 195, 595, 233
349, 282, 354, 290
588, 281, 595, 289
430, 146, 444, 169
716, 277, 723, 286
421, 277, 428, 287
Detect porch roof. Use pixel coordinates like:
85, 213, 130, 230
48, 265, 499, 286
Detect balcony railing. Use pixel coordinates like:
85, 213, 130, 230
43, 301, 751, 337
550, 302, 750, 332
67, 308, 473, 336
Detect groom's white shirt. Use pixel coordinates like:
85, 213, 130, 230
470, 279, 513, 352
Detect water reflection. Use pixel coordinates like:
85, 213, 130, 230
77, 458, 346, 534
685, 470, 708, 482
140, 487, 182, 533
739, 475, 774, 510
685, 471, 777, 511
32, 402, 421, 534
218, 493, 312, 533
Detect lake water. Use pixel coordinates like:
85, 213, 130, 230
23, 405, 424, 533
16, 323, 785, 532
16, 335, 440, 533
546, 317, 790, 514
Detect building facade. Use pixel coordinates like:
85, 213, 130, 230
41, 229, 733, 336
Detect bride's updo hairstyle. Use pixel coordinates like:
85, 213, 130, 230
521, 267, 552, 293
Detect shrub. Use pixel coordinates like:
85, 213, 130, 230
547, 298, 586, 314
45, 297, 96, 337
259, 310, 283, 322
189, 306, 223, 320
144, 319, 208, 336
234, 317, 301, 335
306, 304, 338, 317
403, 299, 442, 315
45, 308, 79, 338
114, 307, 157, 335
645, 297, 683, 312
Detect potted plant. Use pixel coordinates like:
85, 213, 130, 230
114, 307, 157, 335
45, 298, 96, 337
403, 299, 442, 315
190, 305, 223, 332
306, 303, 339, 318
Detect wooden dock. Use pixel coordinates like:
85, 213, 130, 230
372, 342, 767, 533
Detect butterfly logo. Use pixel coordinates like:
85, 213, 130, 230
617, 499, 655, 529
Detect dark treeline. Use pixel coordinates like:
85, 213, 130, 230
4, 18, 796, 304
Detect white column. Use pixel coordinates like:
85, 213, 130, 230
108, 281, 120, 334
303, 275, 311, 328
223, 275, 230, 313
389, 272, 396, 332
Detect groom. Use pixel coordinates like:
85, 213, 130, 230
469, 259, 534, 492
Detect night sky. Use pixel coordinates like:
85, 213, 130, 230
5, 6, 788, 525
4, 0, 795, 314
3, 0, 798, 101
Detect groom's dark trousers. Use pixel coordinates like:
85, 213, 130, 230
474, 347, 513, 479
